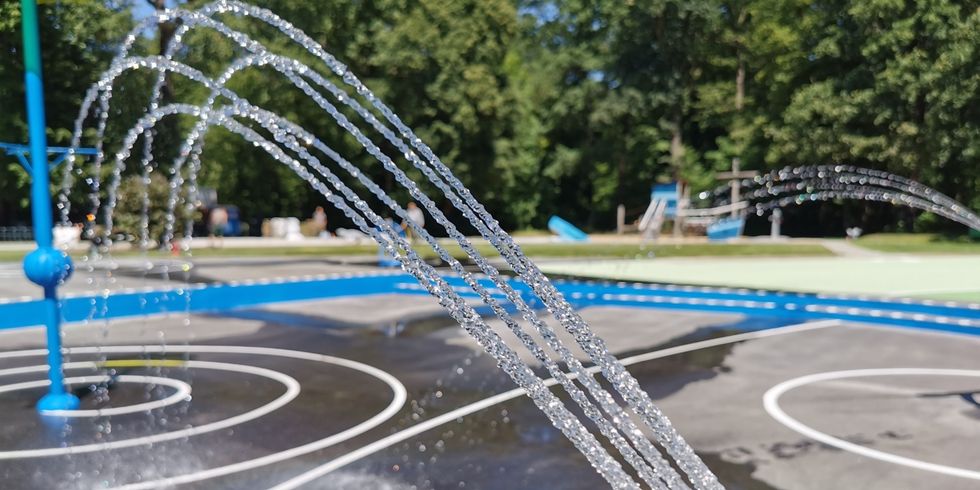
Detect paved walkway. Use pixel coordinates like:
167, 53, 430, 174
819, 239, 885, 257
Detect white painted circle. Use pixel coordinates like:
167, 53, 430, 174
0, 359, 299, 459
763, 368, 980, 480
0, 345, 407, 490
0, 373, 192, 417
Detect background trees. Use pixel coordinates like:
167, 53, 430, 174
0, 0, 976, 236
0, 1, 131, 225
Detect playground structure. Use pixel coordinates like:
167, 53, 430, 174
626, 181, 750, 242
622, 159, 759, 242
548, 215, 589, 242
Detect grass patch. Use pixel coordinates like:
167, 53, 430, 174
0, 241, 831, 263
434, 242, 832, 260
508, 229, 551, 237
856, 233, 980, 254
157, 241, 831, 261
0, 250, 27, 262
185, 244, 380, 258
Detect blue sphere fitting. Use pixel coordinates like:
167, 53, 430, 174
23, 247, 72, 288
37, 391, 80, 413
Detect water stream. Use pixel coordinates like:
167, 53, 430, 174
59, 1, 721, 489
698, 164, 980, 230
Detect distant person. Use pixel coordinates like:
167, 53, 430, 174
403, 201, 425, 244
208, 206, 229, 248
846, 226, 863, 240
312, 206, 328, 236
88, 232, 106, 256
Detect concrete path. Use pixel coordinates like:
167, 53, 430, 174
819, 239, 885, 257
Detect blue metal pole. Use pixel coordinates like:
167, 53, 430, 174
20, 0, 78, 412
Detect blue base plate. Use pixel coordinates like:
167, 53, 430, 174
37, 392, 80, 413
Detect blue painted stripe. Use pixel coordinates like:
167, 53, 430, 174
0, 274, 402, 330
0, 272, 976, 336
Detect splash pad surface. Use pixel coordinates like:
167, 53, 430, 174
0, 265, 979, 489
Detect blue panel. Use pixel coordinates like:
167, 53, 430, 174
651, 183, 679, 217
707, 217, 745, 241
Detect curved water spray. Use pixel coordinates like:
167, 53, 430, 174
94, 60, 688, 486
63, 2, 723, 488
698, 164, 980, 230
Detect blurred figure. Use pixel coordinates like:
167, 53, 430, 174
88, 232, 106, 256
312, 206, 328, 236
208, 206, 229, 248
403, 201, 425, 244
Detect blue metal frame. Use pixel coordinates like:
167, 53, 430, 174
19, 0, 79, 412
0, 142, 97, 173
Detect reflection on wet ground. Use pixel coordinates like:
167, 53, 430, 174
0, 304, 779, 489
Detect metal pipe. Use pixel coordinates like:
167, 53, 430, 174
20, 0, 79, 412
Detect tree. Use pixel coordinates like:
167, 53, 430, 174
1, 0, 977, 237
0, 1, 132, 226
761, 0, 980, 230
513, 0, 720, 229
166, 0, 523, 232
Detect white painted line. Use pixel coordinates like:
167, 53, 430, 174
763, 368, 980, 480
109, 346, 406, 490
267, 319, 839, 490
0, 359, 298, 459
0, 345, 406, 490
0, 373, 192, 417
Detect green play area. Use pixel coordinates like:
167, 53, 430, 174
539, 254, 980, 303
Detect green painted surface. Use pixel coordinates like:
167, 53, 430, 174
539, 255, 980, 303
856, 233, 980, 254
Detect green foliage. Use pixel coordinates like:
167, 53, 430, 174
1, 0, 977, 237
0, 1, 131, 225
112, 171, 196, 245
518, 0, 979, 232
763, 0, 980, 209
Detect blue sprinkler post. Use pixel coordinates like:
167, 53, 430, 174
20, 0, 78, 412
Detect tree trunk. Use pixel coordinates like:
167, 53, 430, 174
151, 0, 175, 102
670, 115, 684, 237
735, 54, 745, 111
616, 153, 627, 209
731, 47, 745, 219
616, 111, 630, 208
670, 115, 684, 177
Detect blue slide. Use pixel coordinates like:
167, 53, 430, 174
548, 215, 589, 242
706, 217, 745, 241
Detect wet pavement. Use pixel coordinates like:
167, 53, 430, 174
0, 277, 979, 489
